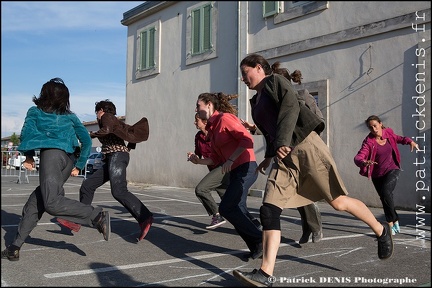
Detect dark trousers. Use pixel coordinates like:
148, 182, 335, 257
80, 151, 152, 223
297, 202, 322, 234
195, 166, 230, 216
219, 161, 262, 252
372, 169, 400, 223
13, 149, 102, 247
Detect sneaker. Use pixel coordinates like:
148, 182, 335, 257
206, 214, 226, 230
393, 221, 400, 233
233, 269, 274, 287
377, 222, 393, 260
1, 245, 20, 261
57, 218, 81, 232
96, 211, 110, 241
299, 229, 311, 244
138, 216, 154, 241
312, 230, 323, 243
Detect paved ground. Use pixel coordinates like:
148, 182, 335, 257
1, 175, 431, 287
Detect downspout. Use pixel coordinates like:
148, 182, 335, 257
237, 1, 249, 122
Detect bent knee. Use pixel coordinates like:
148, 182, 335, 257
44, 201, 62, 215
329, 196, 348, 211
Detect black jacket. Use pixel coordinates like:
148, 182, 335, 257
250, 74, 324, 158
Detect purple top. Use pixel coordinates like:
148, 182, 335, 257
372, 141, 399, 178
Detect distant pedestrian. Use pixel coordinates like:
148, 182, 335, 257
2, 78, 110, 261
57, 99, 153, 242
354, 115, 418, 235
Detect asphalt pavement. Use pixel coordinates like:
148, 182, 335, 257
1, 175, 431, 287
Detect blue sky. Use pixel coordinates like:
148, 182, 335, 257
1, 1, 143, 138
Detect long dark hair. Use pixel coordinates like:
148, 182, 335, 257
240, 53, 272, 75
197, 92, 238, 115
241, 54, 303, 84
33, 78, 71, 114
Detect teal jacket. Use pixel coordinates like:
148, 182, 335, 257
18, 106, 92, 170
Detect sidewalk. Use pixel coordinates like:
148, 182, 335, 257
1, 176, 430, 287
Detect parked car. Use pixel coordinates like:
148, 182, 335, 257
86, 152, 103, 174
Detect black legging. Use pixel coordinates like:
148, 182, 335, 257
372, 169, 400, 223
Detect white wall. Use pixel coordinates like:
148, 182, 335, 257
122, 1, 431, 211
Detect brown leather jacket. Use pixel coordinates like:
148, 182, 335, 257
90, 113, 149, 145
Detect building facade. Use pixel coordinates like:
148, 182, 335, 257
121, 1, 431, 211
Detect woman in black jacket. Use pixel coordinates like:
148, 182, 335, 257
233, 54, 394, 287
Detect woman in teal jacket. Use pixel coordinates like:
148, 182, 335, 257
1, 78, 110, 262
354, 115, 418, 235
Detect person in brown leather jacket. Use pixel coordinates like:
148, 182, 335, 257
57, 99, 153, 242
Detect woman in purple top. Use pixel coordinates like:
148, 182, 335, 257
354, 115, 418, 235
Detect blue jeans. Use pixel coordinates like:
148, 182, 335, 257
80, 151, 152, 223
219, 161, 262, 252
13, 149, 102, 247
372, 169, 400, 223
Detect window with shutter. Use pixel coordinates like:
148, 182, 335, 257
135, 20, 161, 79
186, 1, 218, 66
139, 27, 156, 70
263, 1, 280, 18
191, 3, 212, 55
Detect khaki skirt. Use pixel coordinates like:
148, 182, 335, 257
263, 131, 349, 209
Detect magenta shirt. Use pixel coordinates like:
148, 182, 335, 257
194, 130, 217, 171
354, 127, 412, 178
205, 111, 256, 170
372, 141, 400, 178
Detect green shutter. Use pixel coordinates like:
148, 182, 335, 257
139, 27, 156, 70
263, 1, 279, 17
203, 4, 211, 51
148, 27, 155, 68
191, 3, 213, 55
192, 10, 200, 54
141, 31, 148, 69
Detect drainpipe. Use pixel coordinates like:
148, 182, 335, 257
237, 1, 250, 122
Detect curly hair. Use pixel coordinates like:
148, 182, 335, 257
197, 92, 238, 115
95, 99, 117, 115
271, 62, 303, 84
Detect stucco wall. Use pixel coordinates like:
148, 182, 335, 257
122, 1, 431, 211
